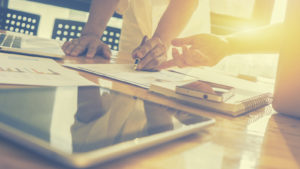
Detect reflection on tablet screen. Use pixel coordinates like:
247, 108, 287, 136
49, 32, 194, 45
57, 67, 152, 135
0, 86, 214, 167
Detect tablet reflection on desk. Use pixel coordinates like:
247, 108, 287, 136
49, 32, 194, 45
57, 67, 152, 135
0, 86, 212, 156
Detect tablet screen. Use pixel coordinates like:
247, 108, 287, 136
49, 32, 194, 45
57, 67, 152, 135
0, 86, 213, 154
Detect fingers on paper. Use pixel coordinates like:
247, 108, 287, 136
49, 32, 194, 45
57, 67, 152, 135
136, 43, 167, 71
98, 44, 111, 59
86, 42, 111, 59
132, 37, 161, 59
62, 38, 88, 56
86, 43, 99, 58
62, 37, 111, 59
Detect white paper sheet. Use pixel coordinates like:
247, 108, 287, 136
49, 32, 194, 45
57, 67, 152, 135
0, 53, 95, 86
168, 67, 274, 93
64, 64, 194, 88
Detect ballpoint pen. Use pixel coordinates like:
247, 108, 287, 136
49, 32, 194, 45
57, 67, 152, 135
133, 58, 140, 70
133, 35, 148, 70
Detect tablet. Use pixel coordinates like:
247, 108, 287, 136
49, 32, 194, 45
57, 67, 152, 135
0, 86, 215, 168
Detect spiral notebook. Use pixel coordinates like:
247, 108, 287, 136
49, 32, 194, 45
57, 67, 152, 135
149, 80, 272, 116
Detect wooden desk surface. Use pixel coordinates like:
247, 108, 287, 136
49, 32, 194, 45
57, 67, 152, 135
0, 55, 299, 169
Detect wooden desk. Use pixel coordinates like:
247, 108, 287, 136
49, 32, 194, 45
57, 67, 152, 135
0, 55, 299, 169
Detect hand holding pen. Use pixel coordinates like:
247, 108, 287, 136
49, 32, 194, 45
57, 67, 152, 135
132, 35, 167, 71
133, 36, 148, 70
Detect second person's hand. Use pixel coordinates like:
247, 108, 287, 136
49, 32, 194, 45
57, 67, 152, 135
62, 33, 111, 59
159, 34, 229, 69
132, 36, 167, 71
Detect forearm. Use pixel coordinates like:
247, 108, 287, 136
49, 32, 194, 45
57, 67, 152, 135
82, 0, 120, 37
225, 23, 283, 55
153, 0, 198, 47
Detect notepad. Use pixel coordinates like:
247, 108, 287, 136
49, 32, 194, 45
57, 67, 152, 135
149, 80, 272, 116
148, 67, 273, 116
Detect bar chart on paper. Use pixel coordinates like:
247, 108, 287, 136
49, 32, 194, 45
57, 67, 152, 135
0, 53, 95, 86
0, 67, 60, 75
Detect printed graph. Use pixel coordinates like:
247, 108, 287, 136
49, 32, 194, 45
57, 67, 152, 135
0, 66, 60, 75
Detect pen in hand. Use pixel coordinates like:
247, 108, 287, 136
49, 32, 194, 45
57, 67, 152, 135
133, 35, 148, 70
133, 58, 140, 70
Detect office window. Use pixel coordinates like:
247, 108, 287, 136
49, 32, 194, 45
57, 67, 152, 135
211, 0, 256, 19
210, 0, 276, 35
211, 0, 287, 23
8, 0, 88, 38
0, 0, 8, 8
211, 0, 287, 80
7, 0, 122, 39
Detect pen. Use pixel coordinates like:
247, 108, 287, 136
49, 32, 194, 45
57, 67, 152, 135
133, 58, 140, 70
133, 36, 148, 70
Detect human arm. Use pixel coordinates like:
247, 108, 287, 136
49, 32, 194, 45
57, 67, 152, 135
62, 0, 120, 58
159, 23, 283, 68
132, 0, 199, 71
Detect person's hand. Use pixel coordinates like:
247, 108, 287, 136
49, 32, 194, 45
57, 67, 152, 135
62, 34, 111, 59
159, 34, 229, 69
132, 36, 167, 71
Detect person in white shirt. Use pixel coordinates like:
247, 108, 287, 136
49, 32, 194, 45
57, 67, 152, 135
62, 0, 210, 71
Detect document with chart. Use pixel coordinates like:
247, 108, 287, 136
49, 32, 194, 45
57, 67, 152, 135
63, 63, 195, 88
0, 53, 95, 86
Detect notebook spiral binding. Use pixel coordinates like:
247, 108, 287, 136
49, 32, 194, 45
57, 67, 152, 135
242, 93, 273, 113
